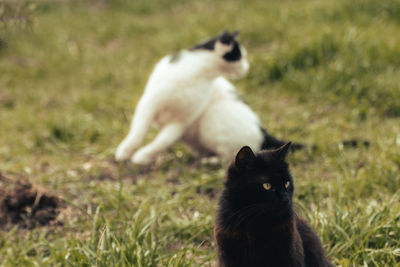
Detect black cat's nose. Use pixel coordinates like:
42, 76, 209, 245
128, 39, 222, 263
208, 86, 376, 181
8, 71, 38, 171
279, 194, 290, 204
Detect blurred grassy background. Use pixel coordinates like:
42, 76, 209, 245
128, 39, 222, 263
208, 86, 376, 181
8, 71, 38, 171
0, 0, 399, 266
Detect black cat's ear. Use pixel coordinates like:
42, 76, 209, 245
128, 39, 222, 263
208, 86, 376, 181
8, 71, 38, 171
235, 146, 256, 168
274, 142, 292, 160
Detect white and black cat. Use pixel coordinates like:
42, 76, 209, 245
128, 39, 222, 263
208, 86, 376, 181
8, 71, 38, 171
116, 31, 292, 164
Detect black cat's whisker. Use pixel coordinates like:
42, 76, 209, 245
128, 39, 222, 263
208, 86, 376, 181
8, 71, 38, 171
227, 203, 263, 219
246, 207, 273, 226
234, 209, 262, 228
240, 204, 272, 224
225, 206, 260, 228
229, 203, 269, 228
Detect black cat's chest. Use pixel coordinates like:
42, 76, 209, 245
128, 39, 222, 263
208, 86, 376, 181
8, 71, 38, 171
216, 223, 305, 267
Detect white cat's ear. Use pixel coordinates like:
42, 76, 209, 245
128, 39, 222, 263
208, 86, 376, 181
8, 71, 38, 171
274, 142, 292, 160
219, 30, 239, 45
235, 146, 256, 168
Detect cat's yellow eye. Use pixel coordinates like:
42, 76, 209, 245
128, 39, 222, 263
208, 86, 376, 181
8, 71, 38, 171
285, 181, 290, 189
263, 183, 272, 190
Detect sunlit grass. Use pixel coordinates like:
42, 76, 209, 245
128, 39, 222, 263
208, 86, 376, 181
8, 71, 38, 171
0, 0, 399, 266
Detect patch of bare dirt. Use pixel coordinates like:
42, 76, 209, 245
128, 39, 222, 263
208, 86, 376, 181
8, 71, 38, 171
0, 174, 65, 229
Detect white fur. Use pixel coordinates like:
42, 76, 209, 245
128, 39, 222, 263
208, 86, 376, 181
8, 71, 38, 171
116, 40, 249, 164
183, 77, 264, 160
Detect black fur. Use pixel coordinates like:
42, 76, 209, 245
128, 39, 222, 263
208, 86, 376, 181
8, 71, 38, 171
190, 30, 242, 62
260, 127, 304, 152
260, 128, 369, 152
190, 35, 218, 51
214, 144, 333, 267
223, 41, 241, 62
191, 30, 238, 50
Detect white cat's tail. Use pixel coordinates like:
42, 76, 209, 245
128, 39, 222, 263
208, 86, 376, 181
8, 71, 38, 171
115, 98, 154, 161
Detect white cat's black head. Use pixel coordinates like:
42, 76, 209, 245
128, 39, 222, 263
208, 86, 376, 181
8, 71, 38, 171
191, 30, 242, 62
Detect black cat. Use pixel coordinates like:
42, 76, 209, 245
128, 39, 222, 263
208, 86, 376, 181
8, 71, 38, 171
214, 142, 333, 267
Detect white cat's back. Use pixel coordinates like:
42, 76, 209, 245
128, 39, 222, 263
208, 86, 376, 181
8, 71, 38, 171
144, 51, 213, 94
139, 51, 216, 126
186, 77, 263, 159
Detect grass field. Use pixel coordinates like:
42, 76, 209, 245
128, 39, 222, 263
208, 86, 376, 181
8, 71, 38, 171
0, 0, 399, 266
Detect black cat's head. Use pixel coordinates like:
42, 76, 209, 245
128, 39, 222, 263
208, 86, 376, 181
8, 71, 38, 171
220, 143, 294, 229
190, 30, 249, 78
